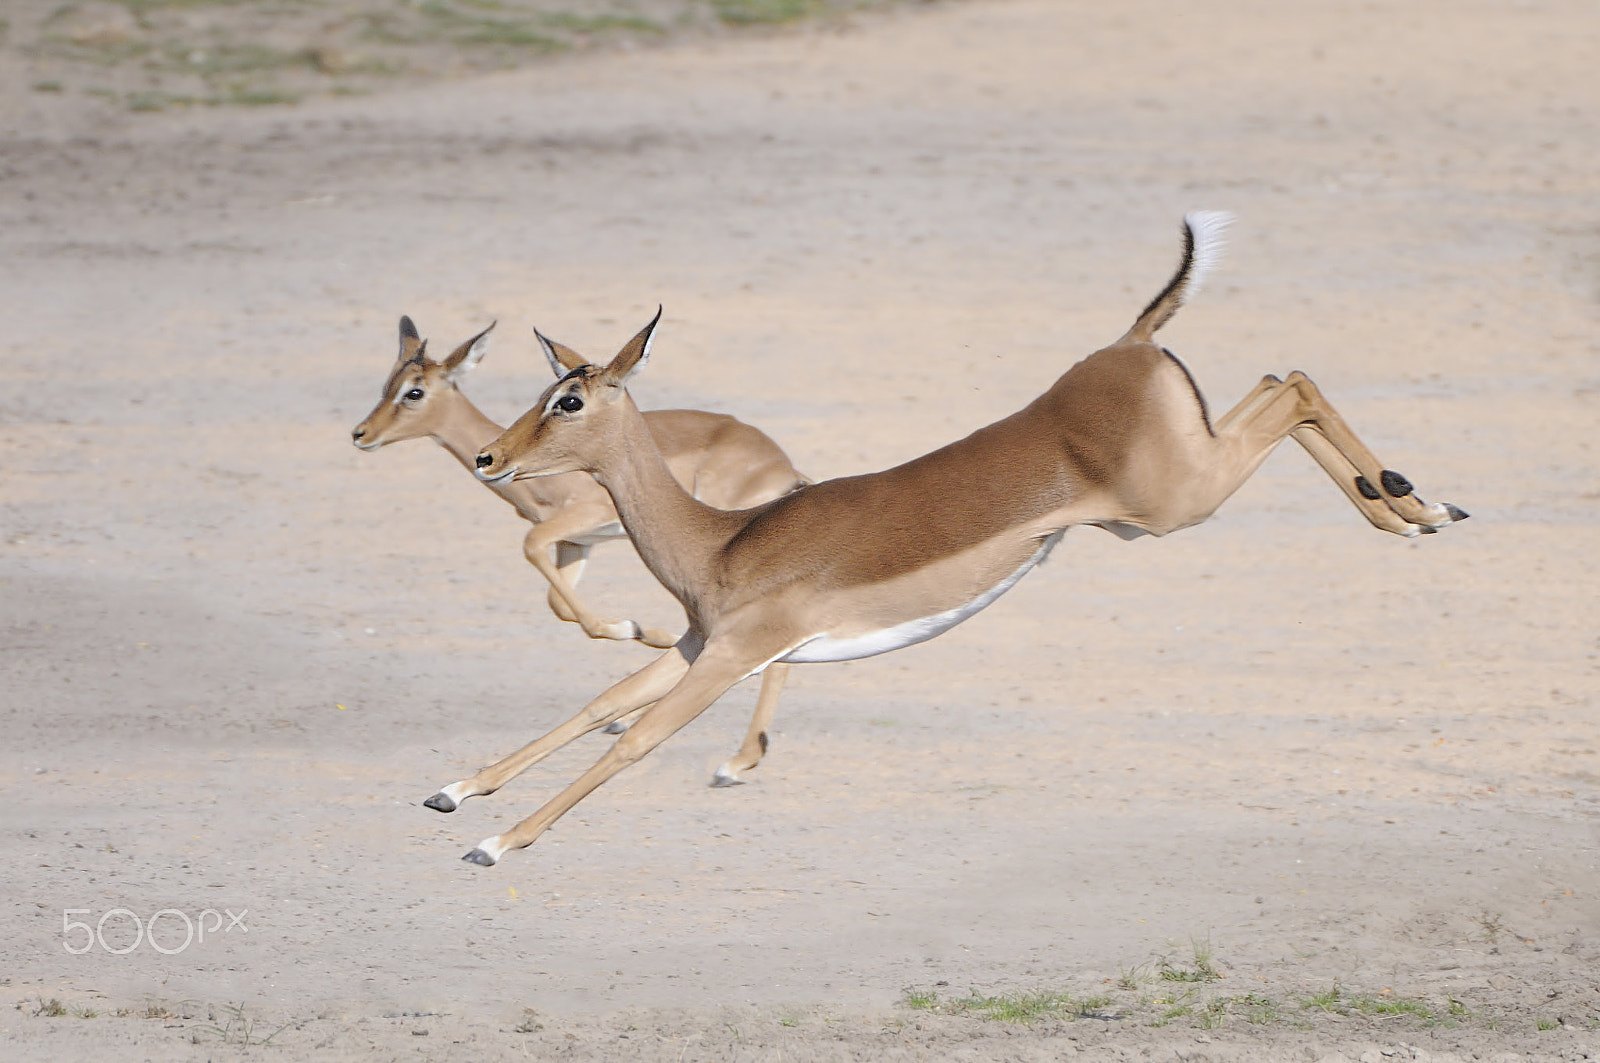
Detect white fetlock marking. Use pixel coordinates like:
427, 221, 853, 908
712, 765, 738, 786
474, 836, 509, 864
440, 780, 475, 805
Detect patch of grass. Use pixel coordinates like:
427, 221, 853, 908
35, 998, 67, 1017
902, 987, 1116, 1024
33, 80, 65, 92
712, 0, 814, 25
1537, 1017, 1558, 1031
539, 12, 663, 35
219, 84, 300, 106
1237, 993, 1279, 1025
1117, 962, 1157, 990
144, 1004, 172, 1020
1347, 994, 1433, 1019
126, 89, 196, 110
1159, 936, 1221, 983
1477, 911, 1504, 945
112, 0, 274, 11
1303, 985, 1344, 1013
191, 1002, 293, 1047
162, 42, 315, 76
1302, 987, 1454, 1025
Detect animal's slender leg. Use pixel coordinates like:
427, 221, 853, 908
543, 540, 589, 623
523, 512, 678, 646
463, 642, 764, 865
423, 643, 692, 813
1198, 373, 1463, 536
711, 664, 790, 786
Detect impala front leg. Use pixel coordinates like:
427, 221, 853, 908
423, 643, 691, 813
463, 642, 764, 866
522, 517, 678, 647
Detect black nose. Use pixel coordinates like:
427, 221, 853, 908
475, 453, 494, 468
352, 427, 366, 440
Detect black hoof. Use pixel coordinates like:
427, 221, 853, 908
1354, 475, 1381, 501
423, 792, 457, 814
1444, 503, 1469, 522
462, 848, 496, 867
1417, 524, 1438, 535
1380, 469, 1414, 498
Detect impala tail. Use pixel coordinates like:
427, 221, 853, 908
1126, 211, 1233, 342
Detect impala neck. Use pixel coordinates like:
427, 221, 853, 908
590, 395, 740, 610
431, 390, 556, 520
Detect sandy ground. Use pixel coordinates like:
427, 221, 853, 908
3, 0, 1599, 1058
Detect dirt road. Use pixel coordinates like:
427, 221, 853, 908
2, 1, 1597, 1058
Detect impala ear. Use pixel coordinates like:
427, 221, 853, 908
397, 315, 425, 362
533, 326, 589, 377
443, 321, 495, 381
601, 306, 662, 385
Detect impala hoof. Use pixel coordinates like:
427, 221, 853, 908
423, 792, 457, 813
602, 718, 631, 734
1444, 503, 1469, 522
462, 847, 497, 867
710, 767, 743, 788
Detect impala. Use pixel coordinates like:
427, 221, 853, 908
454, 212, 1465, 866
351, 317, 805, 788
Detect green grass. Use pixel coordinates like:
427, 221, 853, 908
540, 12, 663, 35
713, 0, 814, 25
1298, 986, 1461, 1026
1537, 1017, 1558, 1031
1159, 936, 1221, 983
903, 988, 1117, 1024
1304, 986, 1344, 1012
193, 1002, 293, 1047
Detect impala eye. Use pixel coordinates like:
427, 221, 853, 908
404, 388, 424, 401
556, 395, 583, 413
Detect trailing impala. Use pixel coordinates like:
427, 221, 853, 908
452, 212, 1465, 866
351, 317, 805, 788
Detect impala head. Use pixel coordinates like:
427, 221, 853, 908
475, 309, 660, 485
350, 316, 495, 449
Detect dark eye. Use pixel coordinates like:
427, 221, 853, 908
404, 388, 424, 401
556, 395, 583, 413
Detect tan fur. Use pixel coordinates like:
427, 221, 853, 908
452, 220, 1465, 866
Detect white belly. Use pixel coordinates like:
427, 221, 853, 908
779, 530, 1063, 664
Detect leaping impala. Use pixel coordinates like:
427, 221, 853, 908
453, 212, 1466, 866
351, 316, 806, 787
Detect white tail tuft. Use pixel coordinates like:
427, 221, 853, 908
1180, 210, 1233, 305
1128, 211, 1235, 339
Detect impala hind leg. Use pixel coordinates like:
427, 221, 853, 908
712, 664, 789, 786
423, 644, 691, 813
463, 642, 765, 866
1184, 372, 1464, 536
